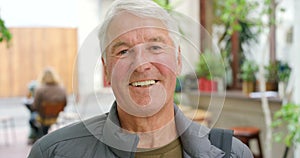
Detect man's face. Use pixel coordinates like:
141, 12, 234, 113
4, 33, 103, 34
103, 12, 181, 117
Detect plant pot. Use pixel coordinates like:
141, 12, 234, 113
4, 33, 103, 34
266, 81, 278, 91
198, 78, 217, 92
256, 81, 278, 92
242, 81, 255, 95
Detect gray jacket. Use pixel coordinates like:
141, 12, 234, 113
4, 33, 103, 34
28, 103, 253, 158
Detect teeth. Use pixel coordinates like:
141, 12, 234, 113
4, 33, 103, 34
131, 80, 156, 87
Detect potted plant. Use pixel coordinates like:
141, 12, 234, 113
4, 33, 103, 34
196, 52, 225, 92
277, 61, 291, 99
272, 103, 300, 158
240, 60, 258, 94
264, 62, 279, 91
196, 53, 212, 92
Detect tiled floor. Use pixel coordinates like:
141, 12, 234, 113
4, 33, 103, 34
0, 97, 31, 158
0, 127, 32, 158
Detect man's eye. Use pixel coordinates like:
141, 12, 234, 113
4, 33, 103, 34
118, 50, 129, 55
147, 45, 165, 54
150, 45, 162, 50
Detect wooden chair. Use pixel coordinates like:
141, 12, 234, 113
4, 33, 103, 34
37, 101, 66, 134
231, 126, 263, 158
179, 104, 211, 126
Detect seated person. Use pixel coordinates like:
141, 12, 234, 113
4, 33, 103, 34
32, 67, 67, 136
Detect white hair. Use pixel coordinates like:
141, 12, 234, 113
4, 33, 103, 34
98, 0, 180, 61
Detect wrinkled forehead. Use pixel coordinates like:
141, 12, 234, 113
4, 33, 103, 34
105, 11, 170, 49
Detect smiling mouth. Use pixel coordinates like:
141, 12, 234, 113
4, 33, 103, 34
129, 80, 159, 87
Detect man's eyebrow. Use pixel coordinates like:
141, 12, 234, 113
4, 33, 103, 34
148, 36, 166, 43
109, 36, 167, 52
110, 41, 128, 52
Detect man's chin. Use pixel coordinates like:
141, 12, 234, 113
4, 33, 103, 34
114, 83, 167, 117
129, 87, 152, 104
133, 100, 151, 107
117, 97, 165, 117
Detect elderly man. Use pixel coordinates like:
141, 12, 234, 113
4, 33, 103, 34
28, 0, 253, 157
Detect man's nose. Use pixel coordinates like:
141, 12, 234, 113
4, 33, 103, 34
135, 62, 152, 72
131, 46, 152, 72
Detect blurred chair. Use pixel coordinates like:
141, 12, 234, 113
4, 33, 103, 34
179, 104, 211, 126
0, 116, 15, 145
37, 101, 66, 135
231, 126, 263, 158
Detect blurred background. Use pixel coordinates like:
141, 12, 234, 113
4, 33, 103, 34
0, 0, 299, 158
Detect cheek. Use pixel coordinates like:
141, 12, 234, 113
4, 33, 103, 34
162, 68, 177, 100
107, 59, 131, 82
157, 64, 177, 87
105, 60, 117, 81
154, 55, 178, 77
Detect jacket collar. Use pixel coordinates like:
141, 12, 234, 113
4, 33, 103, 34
102, 102, 224, 158
174, 105, 225, 157
102, 102, 138, 157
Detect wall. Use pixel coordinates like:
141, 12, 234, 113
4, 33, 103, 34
0, 0, 79, 97
76, 0, 103, 97
0, 28, 77, 97
293, 0, 300, 157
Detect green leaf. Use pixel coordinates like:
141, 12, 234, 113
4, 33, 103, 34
273, 132, 283, 142
0, 17, 13, 45
272, 103, 300, 146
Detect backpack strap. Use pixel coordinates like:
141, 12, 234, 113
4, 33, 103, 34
209, 128, 233, 158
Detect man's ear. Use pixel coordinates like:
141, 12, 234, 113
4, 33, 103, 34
102, 58, 111, 85
176, 46, 182, 76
